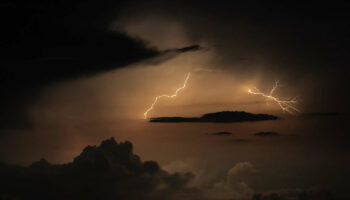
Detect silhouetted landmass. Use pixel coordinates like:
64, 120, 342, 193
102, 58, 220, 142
254, 132, 279, 136
213, 131, 232, 135
0, 138, 192, 200
150, 111, 278, 123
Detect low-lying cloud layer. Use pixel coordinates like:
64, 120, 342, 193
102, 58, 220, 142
0, 137, 342, 200
0, 138, 192, 200
163, 160, 340, 200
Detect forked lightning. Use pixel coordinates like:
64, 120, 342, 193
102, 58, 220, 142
144, 73, 191, 119
248, 81, 299, 114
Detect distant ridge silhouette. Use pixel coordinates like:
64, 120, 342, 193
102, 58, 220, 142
212, 131, 232, 135
150, 111, 278, 123
254, 131, 279, 136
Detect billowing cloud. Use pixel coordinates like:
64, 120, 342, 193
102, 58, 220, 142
163, 159, 341, 200
0, 138, 193, 200
205, 162, 255, 199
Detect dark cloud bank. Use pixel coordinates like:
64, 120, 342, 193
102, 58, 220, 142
122, 0, 350, 113
252, 189, 338, 200
0, 138, 341, 200
0, 138, 193, 200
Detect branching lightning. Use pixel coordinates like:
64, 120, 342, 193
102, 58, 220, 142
248, 81, 299, 114
144, 73, 191, 119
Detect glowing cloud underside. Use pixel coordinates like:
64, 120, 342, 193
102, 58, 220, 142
144, 73, 191, 119
248, 81, 299, 114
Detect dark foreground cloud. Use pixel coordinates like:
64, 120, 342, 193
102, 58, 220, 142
252, 189, 338, 200
0, 138, 193, 200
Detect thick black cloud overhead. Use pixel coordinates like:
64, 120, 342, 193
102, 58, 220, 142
0, 0, 201, 128
0, 0, 154, 127
0, 0, 157, 83
0, 138, 193, 200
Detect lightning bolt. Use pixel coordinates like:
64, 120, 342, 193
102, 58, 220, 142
144, 72, 191, 119
248, 81, 299, 114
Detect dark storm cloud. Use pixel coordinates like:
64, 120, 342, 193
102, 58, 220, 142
0, 0, 201, 128
142, 45, 202, 65
130, 0, 350, 70
120, 0, 350, 113
175, 45, 201, 53
0, 138, 193, 200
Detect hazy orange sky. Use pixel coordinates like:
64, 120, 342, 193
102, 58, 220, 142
0, 1, 349, 200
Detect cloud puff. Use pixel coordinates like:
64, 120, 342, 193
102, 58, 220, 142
162, 159, 210, 188
0, 138, 193, 200
162, 160, 255, 199
163, 160, 340, 200
206, 162, 255, 199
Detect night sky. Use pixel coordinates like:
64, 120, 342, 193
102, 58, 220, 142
0, 1, 349, 200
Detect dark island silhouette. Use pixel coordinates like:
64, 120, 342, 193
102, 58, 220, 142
150, 111, 278, 123
212, 131, 232, 135
254, 131, 279, 136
